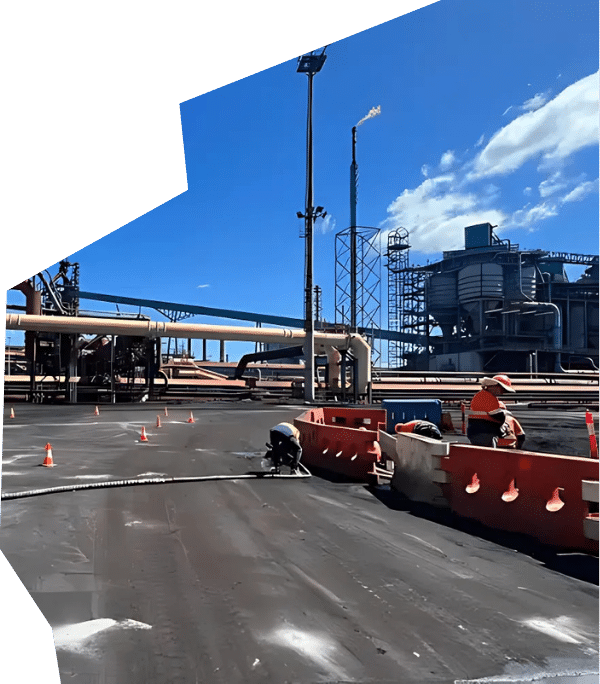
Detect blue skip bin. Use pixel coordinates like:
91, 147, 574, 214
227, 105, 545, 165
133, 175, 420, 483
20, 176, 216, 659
381, 399, 442, 433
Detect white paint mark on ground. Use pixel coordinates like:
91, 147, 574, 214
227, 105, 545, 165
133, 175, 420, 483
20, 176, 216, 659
125, 520, 143, 527
72, 474, 112, 480
403, 533, 446, 557
2, 452, 43, 464
289, 564, 344, 605
307, 493, 348, 509
136, 472, 168, 478
53, 618, 151, 655
522, 617, 585, 644
262, 626, 349, 680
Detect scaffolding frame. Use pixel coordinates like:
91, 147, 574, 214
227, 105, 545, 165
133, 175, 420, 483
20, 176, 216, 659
386, 228, 428, 368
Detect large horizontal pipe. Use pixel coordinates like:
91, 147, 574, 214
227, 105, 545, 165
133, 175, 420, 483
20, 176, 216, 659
6, 314, 345, 345
6, 314, 371, 392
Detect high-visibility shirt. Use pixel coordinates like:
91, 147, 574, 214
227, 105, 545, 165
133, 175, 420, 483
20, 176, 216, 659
498, 415, 525, 448
271, 423, 300, 441
396, 420, 432, 434
469, 389, 505, 424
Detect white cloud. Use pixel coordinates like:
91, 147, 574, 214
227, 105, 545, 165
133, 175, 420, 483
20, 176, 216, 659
472, 72, 599, 179
538, 171, 567, 198
197, 284, 210, 288
502, 106, 513, 116
561, 178, 599, 203
522, 91, 550, 112
475, 134, 485, 148
385, 73, 598, 255
385, 175, 506, 253
510, 201, 559, 228
317, 213, 336, 234
439, 150, 455, 171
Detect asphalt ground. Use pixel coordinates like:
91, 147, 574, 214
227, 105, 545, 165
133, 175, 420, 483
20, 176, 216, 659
1, 403, 598, 684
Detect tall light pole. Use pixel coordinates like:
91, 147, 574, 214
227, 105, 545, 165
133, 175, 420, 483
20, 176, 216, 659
297, 48, 327, 403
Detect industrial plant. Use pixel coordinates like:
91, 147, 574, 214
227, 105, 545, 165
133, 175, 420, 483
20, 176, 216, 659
387, 222, 599, 373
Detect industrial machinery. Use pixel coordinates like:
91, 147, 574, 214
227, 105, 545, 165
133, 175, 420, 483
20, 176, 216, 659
387, 223, 599, 373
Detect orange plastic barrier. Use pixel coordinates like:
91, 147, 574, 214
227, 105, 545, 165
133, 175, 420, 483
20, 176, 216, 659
294, 407, 386, 480
442, 444, 599, 554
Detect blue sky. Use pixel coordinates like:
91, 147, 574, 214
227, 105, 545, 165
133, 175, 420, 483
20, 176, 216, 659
6, 0, 599, 361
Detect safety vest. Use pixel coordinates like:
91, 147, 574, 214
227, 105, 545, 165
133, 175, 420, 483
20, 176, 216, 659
271, 423, 300, 441
469, 389, 505, 423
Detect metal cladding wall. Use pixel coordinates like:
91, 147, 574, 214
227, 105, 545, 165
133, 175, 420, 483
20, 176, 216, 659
442, 444, 599, 554
382, 399, 442, 432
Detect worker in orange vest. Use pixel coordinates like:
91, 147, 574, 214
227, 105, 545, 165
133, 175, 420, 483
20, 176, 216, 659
467, 374, 515, 448
395, 420, 442, 440
498, 413, 526, 449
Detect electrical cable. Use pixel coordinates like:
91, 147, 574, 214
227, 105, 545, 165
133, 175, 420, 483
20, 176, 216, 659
1, 463, 312, 501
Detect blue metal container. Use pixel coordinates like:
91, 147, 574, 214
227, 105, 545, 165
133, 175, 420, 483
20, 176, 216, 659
381, 399, 442, 432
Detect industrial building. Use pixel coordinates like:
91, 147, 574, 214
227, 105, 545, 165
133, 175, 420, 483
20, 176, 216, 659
387, 223, 599, 373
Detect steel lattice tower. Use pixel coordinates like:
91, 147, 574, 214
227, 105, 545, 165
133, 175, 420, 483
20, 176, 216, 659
335, 226, 381, 362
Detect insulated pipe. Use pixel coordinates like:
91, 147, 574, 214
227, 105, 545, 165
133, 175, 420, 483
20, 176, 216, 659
6, 314, 372, 393
316, 344, 341, 390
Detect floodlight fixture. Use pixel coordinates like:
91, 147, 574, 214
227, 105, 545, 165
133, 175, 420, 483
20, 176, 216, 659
297, 48, 327, 74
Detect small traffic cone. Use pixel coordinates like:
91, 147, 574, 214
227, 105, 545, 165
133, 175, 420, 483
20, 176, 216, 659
187, 411, 195, 424
164, 407, 169, 417
140, 426, 149, 442
546, 487, 565, 512
10, 407, 15, 419
156, 415, 162, 428
94, 406, 100, 416
42, 443, 55, 467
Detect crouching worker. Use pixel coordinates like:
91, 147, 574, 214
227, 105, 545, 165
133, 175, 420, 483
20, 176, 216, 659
395, 420, 442, 440
265, 423, 303, 474
498, 413, 526, 450
467, 374, 515, 448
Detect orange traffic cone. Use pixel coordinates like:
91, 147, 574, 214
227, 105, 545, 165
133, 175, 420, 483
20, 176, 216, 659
10, 407, 15, 419
156, 415, 162, 428
546, 487, 565, 512
164, 407, 169, 417
140, 426, 149, 442
42, 443, 55, 467
94, 406, 100, 416
187, 411, 195, 424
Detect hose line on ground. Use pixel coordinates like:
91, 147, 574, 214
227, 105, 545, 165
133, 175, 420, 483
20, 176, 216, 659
1, 463, 312, 501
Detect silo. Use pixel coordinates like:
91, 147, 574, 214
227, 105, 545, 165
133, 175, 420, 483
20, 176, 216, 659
505, 264, 536, 301
426, 273, 458, 338
587, 301, 599, 349
458, 263, 503, 335
569, 304, 586, 350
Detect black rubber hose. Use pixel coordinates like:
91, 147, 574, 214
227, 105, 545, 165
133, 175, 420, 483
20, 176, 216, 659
1, 464, 312, 501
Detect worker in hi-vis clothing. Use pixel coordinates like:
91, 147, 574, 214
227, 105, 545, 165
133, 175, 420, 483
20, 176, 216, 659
467, 374, 516, 448
265, 422, 303, 474
395, 420, 442, 440
498, 413, 526, 449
